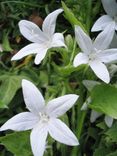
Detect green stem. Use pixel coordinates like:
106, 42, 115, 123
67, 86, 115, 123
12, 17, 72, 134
86, 0, 92, 32
69, 40, 77, 65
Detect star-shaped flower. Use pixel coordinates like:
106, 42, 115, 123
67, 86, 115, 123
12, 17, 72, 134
73, 25, 117, 83
91, 0, 117, 32
11, 9, 66, 65
0, 79, 79, 156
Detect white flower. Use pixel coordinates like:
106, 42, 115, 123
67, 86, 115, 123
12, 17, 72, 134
91, 0, 117, 32
73, 25, 117, 83
0, 79, 79, 156
11, 9, 66, 65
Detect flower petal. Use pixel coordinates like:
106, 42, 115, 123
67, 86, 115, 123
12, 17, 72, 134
46, 94, 79, 117
75, 26, 93, 54
90, 110, 102, 123
0, 112, 38, 131
19, 20, 47, 43
42, 9, 63, 37
34, 49, 48, 65
104, 115, 113, 128
48, 118, 79, 146
51, 33, 66, 48
91, 15, 113, 32
73, 52, 88, 67
89, 60, 110, 83
22, 79, 45, 115
101, 0, 117, 17
93, 22, 115, 50
98, 49, 117, 63
30, 123, 48, 156
11, 43, 42, 61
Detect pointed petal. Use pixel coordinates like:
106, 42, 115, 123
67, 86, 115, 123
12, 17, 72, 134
73, 52, 88, 67
22, 79, 45, 115
42, 9, 63, 37
89, 60, 110, 83
104, 115, 113, 127
91, 15, 113, 32
90, 110, 102, 123
30, 123, 48, 156
34, 49, 48, 65
101, 0, 117, 17
19, 20, 47, 43
48, 118, 79, 146
75, 26, 93, 54
98, 49, 117, 63
93, 23, 115, 50
0, 112, 38, 131
11, 43, 42, 61
51, 33, 66, 48
46, 94, 79, 117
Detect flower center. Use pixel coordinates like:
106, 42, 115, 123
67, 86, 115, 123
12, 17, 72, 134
88, 53, 96, 61
39, 112, 49, 123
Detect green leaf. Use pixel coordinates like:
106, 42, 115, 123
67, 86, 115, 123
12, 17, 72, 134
93, 146, 110, 156
2, 31, 13, 52
0, 75, 25, 108
105, 123, 117, 143
61, 1, 86, 32
89, 84, 117, 119
107, 151, 117, 156
0, 131, 32, 156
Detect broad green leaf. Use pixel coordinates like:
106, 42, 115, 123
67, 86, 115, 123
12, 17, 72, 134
61, 1, 86, 32
89, 84, 117, 119
93, 147, 111, 156
0, 75, 26, 108
105, 123, 117, 143
0, 131, 32, 156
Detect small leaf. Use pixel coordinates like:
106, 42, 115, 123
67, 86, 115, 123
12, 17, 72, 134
2, 31, 13, 52
89, 84, 117, 119
0, 75, 26, 108
61, 1, 86, 32
105, 123, 117, 143
0, 131, 32, 156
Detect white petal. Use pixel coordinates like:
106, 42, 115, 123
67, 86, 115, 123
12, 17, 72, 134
42, 9, 63, 37
89, 60, 110, 83
91, 15, 113, 32
104, 115, 113, 128
30, 123, 48, 156
93, 22, 115, 50
46, 94, 79, 118
101, 0, 117, 17
11, 43, 42, 61
75, 26, 93, 54
19, 20, 48, 43
73, 53, 88, 67
98, 49, 117, 63
48, 118, 79, 146
22, 79, 45, 115
0, 112, 38, 131
34, 49, 48, 65
51, 33, 66, 48
90, 110, 102, 123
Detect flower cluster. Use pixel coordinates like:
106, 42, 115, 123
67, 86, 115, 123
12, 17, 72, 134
1, 1, 117, 156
